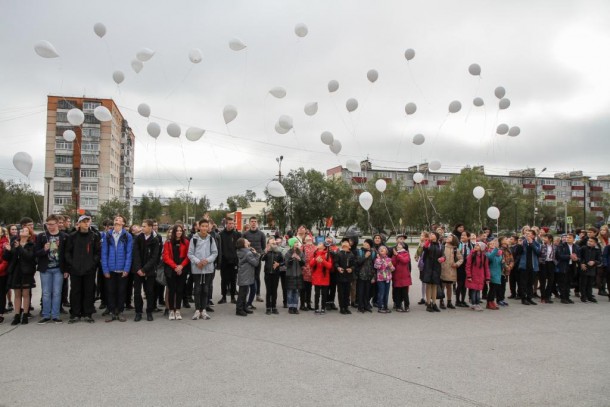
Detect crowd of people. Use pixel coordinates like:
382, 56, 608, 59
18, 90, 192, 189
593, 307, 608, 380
1, 214, 609, 326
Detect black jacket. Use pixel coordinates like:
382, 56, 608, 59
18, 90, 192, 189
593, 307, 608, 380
132, 233, 161, 276
335, 249, 355, 283
220, 228, 241, 264
65, 230, 101, 275
34, 231, 68, 273
262, 249, 284, 274
7, 242, 37, 278
555, 242, 580, 274
579, 245, 601, 277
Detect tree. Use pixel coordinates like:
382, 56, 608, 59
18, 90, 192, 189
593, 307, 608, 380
0, 180, 44, 225
98, 198, 131, 224
226, 189, 257, 212
168, 192, 210, 224
133, 191, 163, 223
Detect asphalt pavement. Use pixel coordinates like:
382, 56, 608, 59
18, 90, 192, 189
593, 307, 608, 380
0, 265, 608, 407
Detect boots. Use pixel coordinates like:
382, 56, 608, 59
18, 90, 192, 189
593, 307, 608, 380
11, 313, 21, 326
488, 301, 499, 310
447, 300, 456, 309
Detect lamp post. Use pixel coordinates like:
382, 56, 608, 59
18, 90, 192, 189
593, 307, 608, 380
276, 155, 284, 182
186, 177, 193, 225
582, 176, 588, 228
533, 167, 547, 226
44, 176, 53, 218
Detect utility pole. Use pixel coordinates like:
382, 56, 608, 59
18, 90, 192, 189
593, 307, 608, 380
533, 167, 547, 226
276, 155, 283, 182
186, 177, 192, 225
44, 176, 53, 219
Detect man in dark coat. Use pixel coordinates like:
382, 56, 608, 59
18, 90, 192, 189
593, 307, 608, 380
131, 219, 161, 321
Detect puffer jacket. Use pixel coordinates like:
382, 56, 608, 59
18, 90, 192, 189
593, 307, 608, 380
310, 248, 332, 286
356, 248, 376, 281
391, 250, 411, 287
485, 248, 503, 284
262, 249, 284, 275
237, 247, 260, 286
101, 229, 133, 274
466, 251, 490, 291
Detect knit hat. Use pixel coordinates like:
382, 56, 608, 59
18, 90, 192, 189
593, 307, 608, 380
288, 237, 298, 248
364, 238, 374, 248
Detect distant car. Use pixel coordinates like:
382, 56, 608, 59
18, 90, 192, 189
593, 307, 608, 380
345, 226, 362, 237
158, 224, 170, 232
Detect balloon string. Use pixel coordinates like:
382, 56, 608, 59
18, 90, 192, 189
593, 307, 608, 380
178, 137, 190, 181
165, 65, 194, 100
465, 76, 482, 123
478, 199, 482, 232
224, 124, 269, 178
430, 114, 448, 152
241, 49, 249, 101
406, 63, 429, 105
395, 117, 408, 161
27, 177, 44, 224
416, 183, 430, 229
381, 192, 397, 234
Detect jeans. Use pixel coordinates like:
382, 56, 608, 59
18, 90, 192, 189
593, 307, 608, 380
247, 282, 257, 306
41, 267, 63, 319
376, 281, 391, 310
287, 289, 299, 308
470, 289, 481, 305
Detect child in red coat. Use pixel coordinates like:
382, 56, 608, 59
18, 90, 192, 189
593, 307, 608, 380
466, 242, 490, 311
309, 242, 333, 314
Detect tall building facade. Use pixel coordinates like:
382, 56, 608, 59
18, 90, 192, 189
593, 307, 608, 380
44, 96, 134, 218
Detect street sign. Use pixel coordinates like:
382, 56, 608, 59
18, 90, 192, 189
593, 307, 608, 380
566, 216, 573, 224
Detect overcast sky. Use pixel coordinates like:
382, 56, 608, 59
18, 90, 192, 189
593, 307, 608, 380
1, 0, 609, 206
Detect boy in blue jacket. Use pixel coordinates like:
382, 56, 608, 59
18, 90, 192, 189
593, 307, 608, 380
101, 215, 133, 322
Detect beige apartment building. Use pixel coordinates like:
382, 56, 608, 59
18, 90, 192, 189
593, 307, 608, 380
44, 96, 134, 218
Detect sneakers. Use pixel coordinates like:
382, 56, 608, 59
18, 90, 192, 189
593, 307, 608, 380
169, 311, 176, 320
146, 313, 154, 321
218, 297, 227, 304
200, 311, 211, 320
134, 313, 142, 322
117, 314, 126, 322
175, 311, 182, 320
256, 296, 264, 303
447, 301, 456, 309
314, 309, 321, 315
38, 317, 51, 325
418, 298, 426, 305
84, 316, 95, 323
68, 316, 80, 324
474, 304, 483, 312
192, 310, 201, 320
265, 308, 272, 315
271, 308, 279, 315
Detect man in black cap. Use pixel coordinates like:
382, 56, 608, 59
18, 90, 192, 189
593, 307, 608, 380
64, 215, 100, 323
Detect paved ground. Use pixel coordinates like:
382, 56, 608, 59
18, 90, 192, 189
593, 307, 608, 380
1, 267, 608, 407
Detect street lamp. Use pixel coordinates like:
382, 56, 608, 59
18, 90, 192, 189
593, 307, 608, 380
44, 176, 53, 218
276, 155, 284, 181
533, 167, 547, 226
186, 177, 193, 225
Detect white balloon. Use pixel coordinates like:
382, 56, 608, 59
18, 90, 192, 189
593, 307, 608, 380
404, 48, 415, 61
367, 69, 378, 83
304, 102, 318, 116
499, 98, 511, 110
147, 122, 161, 139
494, 86, 506, 99
429, 160, 442, 171
294, 23, 308, 37
405, 102, 417, 115
229, 38, 247, 51
375, 179, 387, 193
67, 108, 84, 126
63, 130, 76, 142
269, 87, 287, 98
131, 59, 143, 73
188, 48, 202, 64
186, 127, 205, 142
473, 186, 485, 200
137, 103, 151, 118
267, 181, 287, 198
346, 159, 360, 173
12, 152, 33, 177
448, 100, 462, 114
93, 106, 112, 122
468, 63, 481, 76
278, 115, 293, 131
275, 122, 290, 134
112, 70, 125, 85
496, 124, 509, 135
473, 97, 484, 107
223, 105, 238, 124
320, 131, 334, 145
508, 126, 521, 137
359, 192, 373, 211
413, 172, 424, 184
329, 139, 342, 155
328, 80, 339, 93
136, 48, 155, 62
412, 134, 425, 145
34, 40, 59, 58
167, 123, 181, 138
93, 23, 106, 38
487, 206, 500, 220
346, 98, 358, 113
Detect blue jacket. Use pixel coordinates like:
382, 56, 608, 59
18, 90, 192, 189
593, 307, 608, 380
516, 240, 541, 272
486, 248, 503, 284
101, 229, 133, 274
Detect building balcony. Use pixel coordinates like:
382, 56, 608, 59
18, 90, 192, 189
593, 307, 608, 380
571, 196, 584, 201
571, 185, 585, 190
544, 195, 556, 200
523, 184, 535, 189
590, 196, 602, 202
352, 177, 367, 183
437, 180, 451, 186
591, 206, 603, 212
542, 185, 555, 190
590, 186, 603, 192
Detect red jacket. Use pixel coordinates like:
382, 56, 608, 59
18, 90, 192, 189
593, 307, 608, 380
391, 250, 412, 287
162, 238, 190, 269
310, 249, 333, 286
0, 236, 8, 277
465, 251, 490, 291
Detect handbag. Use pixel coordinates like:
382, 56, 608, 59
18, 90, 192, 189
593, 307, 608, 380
436, 283, 445, 300
155, 264, 166, 286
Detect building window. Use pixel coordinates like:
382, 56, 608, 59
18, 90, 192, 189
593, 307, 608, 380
55, 155, 73, 164
81, 183, 98, 192
81, 169, 98, 178
55, 141, 73, 150
84, 113, 100, 124
81, 197, 98, 206
56, 112, 68, 122
83, 101, 101, 110
54, 196, 72, 205
54, 168, 72, 178
53, 181, 72, 192
57, 100, 76, 109
81, 155, 99, 165
81, 142, 100, 152
82, 128, 100, 138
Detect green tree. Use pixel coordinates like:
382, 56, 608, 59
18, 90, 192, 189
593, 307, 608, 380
98, 198, 131, 224
226, 189, 257, 212
134, 191, 163, 223
168, 193, 210, 223
0, 180, 44, 224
